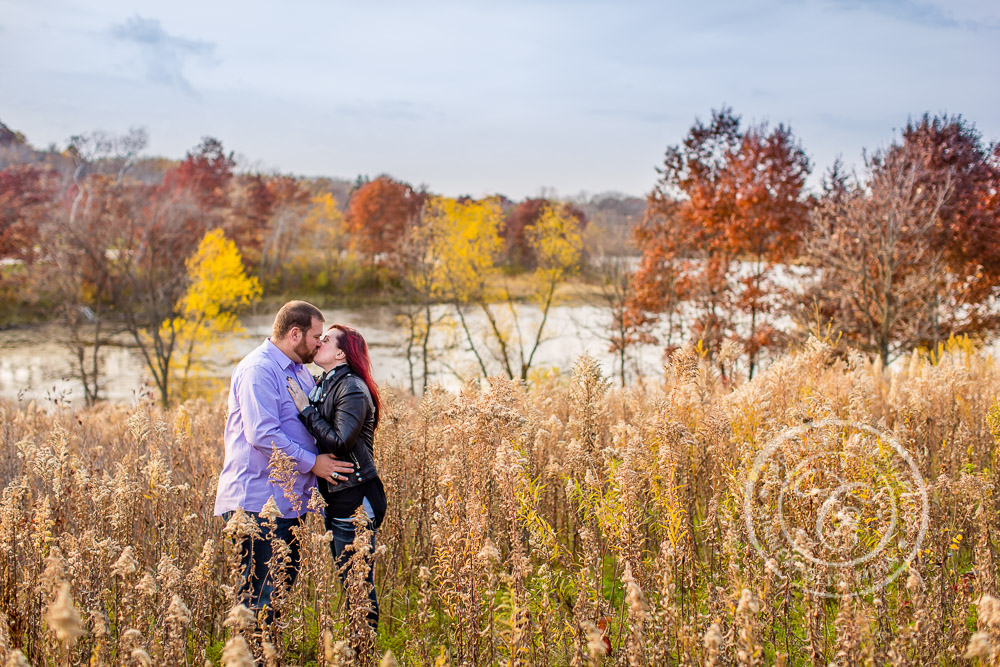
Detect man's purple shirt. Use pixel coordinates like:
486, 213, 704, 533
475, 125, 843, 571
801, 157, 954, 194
214, 339, 318, 518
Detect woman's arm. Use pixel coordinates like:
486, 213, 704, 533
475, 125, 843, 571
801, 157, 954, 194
296, 381, 368, 458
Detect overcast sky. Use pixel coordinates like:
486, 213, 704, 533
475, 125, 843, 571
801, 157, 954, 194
1, 0, 998, 200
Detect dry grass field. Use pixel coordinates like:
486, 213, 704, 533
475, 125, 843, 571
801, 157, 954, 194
2, 336, 999, 666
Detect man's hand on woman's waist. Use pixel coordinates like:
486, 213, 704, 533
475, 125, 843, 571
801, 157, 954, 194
311, 453, 354, 486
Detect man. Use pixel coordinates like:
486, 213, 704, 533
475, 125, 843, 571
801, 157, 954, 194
214, 300, 353, 623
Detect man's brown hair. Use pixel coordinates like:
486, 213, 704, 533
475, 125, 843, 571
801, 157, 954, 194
272, 300, 323, 339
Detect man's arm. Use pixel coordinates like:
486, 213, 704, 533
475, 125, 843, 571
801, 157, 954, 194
235, 365, 317, 474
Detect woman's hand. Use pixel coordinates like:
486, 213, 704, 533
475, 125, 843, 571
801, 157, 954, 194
285, 377, 310, 412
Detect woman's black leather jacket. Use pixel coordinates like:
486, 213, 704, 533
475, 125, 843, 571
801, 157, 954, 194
298, 364, 379, 495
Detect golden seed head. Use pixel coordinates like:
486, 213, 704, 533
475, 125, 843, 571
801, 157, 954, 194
167, 594, 192, 627
581, 620, 608, 658
112, 546, 138, 578
135, 572, 157, 597
259, 496, 282, 522
223, 603, 255, 630
220, 636, 255, 667
977, 594, 1000, 628
704, 622, 723, 652
964, 631, 991, 660
45, 582, 84, 647
736, 589, 759, 615
130, 648, 153, 667
5, 649, 31, 667
308, 486, 328, 511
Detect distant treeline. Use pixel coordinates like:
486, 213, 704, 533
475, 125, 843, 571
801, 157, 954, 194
0, 121, 644, 302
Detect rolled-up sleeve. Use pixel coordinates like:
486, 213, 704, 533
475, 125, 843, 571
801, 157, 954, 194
235, 366, 317, 474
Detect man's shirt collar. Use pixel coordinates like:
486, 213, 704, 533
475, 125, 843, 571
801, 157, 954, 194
264, 338, 300, 371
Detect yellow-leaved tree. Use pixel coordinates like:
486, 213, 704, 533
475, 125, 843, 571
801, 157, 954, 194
287, 192, 346, 291
165, 228, 262, 401
408, 197, 583, 383
519, 202, 583, 376
417, 195, 505, 380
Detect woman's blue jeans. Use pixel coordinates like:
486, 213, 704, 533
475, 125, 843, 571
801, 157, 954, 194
326, 514, 379, 631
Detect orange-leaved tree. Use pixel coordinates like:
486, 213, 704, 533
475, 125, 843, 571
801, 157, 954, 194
344, 175, 426, 269
0, 164, 49, 261
0, 164, 52, 323
630, 107, 810, 378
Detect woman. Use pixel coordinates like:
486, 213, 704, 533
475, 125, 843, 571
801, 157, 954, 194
285, 324, 385, 631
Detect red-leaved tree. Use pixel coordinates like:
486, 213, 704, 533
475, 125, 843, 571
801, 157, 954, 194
0, 164, 50, 260
895, 114, 1000, 342
801, 114, 1000, 363
0, 164, 54, 323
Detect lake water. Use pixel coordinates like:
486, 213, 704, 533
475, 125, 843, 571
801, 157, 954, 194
0, 303, 671, 407
8, 279, 993, 407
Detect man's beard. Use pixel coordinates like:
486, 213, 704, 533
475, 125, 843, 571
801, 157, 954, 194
294, 338, 316, 364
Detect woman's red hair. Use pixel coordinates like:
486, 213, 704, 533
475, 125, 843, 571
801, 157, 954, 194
330, 324, 381, 429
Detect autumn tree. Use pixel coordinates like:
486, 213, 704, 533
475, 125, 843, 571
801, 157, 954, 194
419, 196, 505, 380
515, 202, 584, 378
163, 136, 238, 255
502, 198, 586, 269
168, 228, 262, 399
395, 204, 454, 392
724, 123, 811, 374
286, 192, 348, 291
257, 175, 311, 288
583, 218, 645, 387
42, 128, 148, 404
0, 120, 35, 169
113, 138, 233, 405
0, 164, 49, 259
50, 176, 127, 404
801, 115, 1000, 363
419, 197, 583, 382
891, 114, 1000, 343
343, 175, 425, 269
164, 136, 234, 210
629, 200, 684, 356
630, 107, 810, 378
802, 153, 951, 363
228, 173, 274, 266
41, 133, 251, 405
0, 164, 52, 323
631, 110, 740, 369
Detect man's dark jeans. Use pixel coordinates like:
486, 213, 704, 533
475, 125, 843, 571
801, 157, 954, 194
327, 514, 379, 630
222, 511, 303, 625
